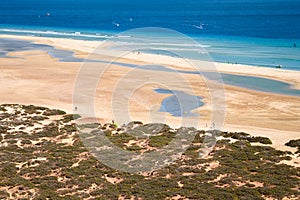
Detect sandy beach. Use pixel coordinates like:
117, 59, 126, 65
0, 34, 299, 151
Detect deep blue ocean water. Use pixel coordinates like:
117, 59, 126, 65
0, 0, 300, 69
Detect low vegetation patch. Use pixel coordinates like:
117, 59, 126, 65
286, 139, 300, 153
0, 104, 298, 200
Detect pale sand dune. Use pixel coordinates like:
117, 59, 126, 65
0, 34, 299, 150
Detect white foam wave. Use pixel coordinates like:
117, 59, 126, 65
112, 41, 211, 49
0, 28, 131, 40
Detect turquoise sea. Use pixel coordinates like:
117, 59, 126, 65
0, 0, 300, 70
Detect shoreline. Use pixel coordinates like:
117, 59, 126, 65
0, 34, 299, 151
1, 34, 300, 90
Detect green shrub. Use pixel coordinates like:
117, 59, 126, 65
62, 114, 81, 123
247, 136, 272, 145
285, 139, 300, 148
43, 109, 66, 116
127, 145, 142, 151
149, 135, 172, 147
22, 105, 38, 114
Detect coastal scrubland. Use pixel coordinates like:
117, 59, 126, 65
0, 104, 299, 199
